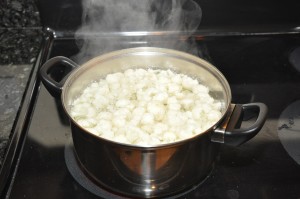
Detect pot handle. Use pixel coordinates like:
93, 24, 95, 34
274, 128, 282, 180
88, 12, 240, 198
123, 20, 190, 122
212, 103, 268, 146
39, 56, 79, 98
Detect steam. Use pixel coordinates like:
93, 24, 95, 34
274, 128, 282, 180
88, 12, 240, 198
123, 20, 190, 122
73, 0, 202, 63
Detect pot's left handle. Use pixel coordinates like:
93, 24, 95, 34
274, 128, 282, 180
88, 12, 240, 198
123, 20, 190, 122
39, 56, 79, 98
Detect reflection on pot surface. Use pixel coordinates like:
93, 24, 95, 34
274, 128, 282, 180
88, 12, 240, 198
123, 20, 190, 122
72, 123, 220, 198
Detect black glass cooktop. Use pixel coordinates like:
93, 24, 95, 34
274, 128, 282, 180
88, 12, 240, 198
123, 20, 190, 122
2, 31, 300, 198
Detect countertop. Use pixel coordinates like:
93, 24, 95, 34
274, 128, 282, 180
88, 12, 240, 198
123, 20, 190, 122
0, 0, 42, 167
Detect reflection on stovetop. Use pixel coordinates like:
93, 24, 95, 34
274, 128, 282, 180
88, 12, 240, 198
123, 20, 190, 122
5, 33, 300, 199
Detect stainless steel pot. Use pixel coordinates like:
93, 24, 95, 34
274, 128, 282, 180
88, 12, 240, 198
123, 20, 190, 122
40, 47, 267, 198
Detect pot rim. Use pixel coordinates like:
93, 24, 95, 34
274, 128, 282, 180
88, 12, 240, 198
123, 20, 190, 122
61, 47, 232, 148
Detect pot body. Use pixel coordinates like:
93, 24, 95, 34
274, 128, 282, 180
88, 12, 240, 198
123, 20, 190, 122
60, 47, 230, 198
71, 121, 220, 198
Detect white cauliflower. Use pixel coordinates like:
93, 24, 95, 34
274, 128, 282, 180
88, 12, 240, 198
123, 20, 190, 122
70, 68, 222, 146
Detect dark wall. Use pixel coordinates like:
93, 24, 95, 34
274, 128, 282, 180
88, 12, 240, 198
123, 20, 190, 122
36, 0, 300, 32
36, 0, 82, 31
197, 0, 300, 27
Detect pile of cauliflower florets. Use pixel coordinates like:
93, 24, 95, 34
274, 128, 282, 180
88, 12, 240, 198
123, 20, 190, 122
70, 68, 222, 146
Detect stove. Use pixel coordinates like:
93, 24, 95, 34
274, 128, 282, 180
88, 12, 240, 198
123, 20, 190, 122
1, 27, 300, 198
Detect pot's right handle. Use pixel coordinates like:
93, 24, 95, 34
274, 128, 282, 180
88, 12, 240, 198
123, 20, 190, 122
213, 103, 268, 146
39, 56, 79, 98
